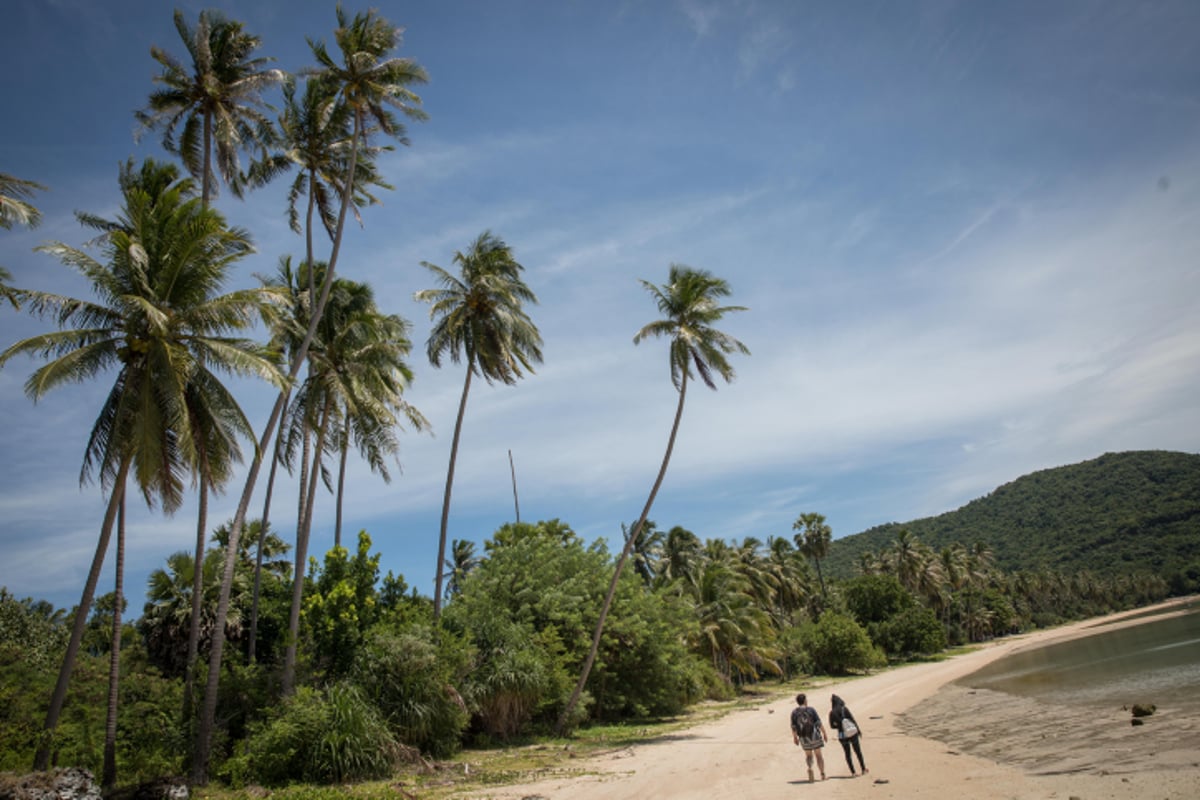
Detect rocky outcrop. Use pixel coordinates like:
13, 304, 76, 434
0, 768, 102, 800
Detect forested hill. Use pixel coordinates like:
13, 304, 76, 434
824, 450, 1200, 582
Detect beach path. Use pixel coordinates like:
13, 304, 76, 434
466, 601, 1200, 800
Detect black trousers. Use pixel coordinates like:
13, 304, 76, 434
839, 734, 866, 772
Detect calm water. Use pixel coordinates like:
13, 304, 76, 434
959, 602, 1200, 713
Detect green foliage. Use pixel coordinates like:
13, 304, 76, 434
352, 625, 469, 757
225, 684, 399, 786
0, 588, 69, 672
842, 574, 914, 625
825, 451, 1200, 588
445, 520, 708, 735
0, 633, 181, 780
303, 531, 381, 679
870, 605, 947, 658
793, 612, 885, 675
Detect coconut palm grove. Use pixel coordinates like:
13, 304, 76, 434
1, 5, 1198, 796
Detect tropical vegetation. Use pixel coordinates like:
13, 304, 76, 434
0, 5, 1196, 797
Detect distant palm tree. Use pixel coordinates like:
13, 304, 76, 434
1, 159, 279, 772
658, 525, 702, 590
416, 230, 543, 622
136, 10, 286, 206
793, 512, 832, 605
194, 10, 427, 781
445, 538, 481, 599
559, 264, 748, 732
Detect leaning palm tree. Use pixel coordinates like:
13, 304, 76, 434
194, 10, 426, 782
136, 9, 286, 207
558, 264, 749, 732
0, 159, 280, 772
415, 230, 543, 622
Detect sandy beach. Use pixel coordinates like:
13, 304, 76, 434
466, 598, 1200, 799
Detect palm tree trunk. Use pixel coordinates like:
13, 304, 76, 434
432, 366, 473, 622
335, 413, 350, 548
509, 449, 520, 524
557, 373, 689, 734
34, 456, 131, 770
102, 486, 127, 789
282, 394, 334, 695
193, 101, 366, 787
248, 405, 287, 663
201, 110, 213, 208
181, 470, 209, 729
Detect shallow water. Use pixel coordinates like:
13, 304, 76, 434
959, 603, 1200, 713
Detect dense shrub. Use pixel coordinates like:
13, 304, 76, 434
225, 684, 400, 786
841, 574, 914, 626
793, 612, 885, 674
352, 626, 469, 757
870, 605, 947, 658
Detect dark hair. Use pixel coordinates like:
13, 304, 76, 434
796, 693, 807, 705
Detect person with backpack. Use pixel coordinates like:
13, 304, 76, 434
790, 693, 826, 782
829, 693, 868, 777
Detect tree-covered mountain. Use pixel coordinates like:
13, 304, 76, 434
825, 451, 1200, 585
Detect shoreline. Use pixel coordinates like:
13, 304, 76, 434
474, 597, 1200, 799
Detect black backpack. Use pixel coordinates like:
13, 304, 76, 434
796, 707, 815, 739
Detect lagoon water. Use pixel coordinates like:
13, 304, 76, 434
959, 601, 1200, 714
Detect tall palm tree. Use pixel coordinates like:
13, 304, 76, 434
559, 264, 748, 732
280, 277, 426, 693
136, 10, 286, 207
101, 492, 125, 790
415, 230, 543, 622
793, 512, 832, 605
245, 78, 393, 261
0, 159, 280, 772
195, 10, 426, 782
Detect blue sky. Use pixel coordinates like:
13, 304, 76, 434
2, 1, 1198, 612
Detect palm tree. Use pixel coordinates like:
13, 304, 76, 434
445, 538, 481, 599
793, 512, 832, 605
415, 230, 543, 622
559, 264, 749, 732
194, 10, 426, 781
245, 78, 393, 260
280, 277, 426, 693
1, 171, 48, 309
101, 492, 125, 790
658, 525, 703, 590
0, 159, 280, 772
0, 172, 46, 230
136, 10, 286, 207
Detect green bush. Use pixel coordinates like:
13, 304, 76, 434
794, 612, 885, 675
225, 684, 399, 786
352, 626, 469, 758
871, 605, 946, 658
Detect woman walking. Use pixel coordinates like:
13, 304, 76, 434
829, 694, 868, 777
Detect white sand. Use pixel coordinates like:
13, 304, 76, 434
462, 598, 1200, 799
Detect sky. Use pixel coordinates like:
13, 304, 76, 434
1, 0, 1198, 612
